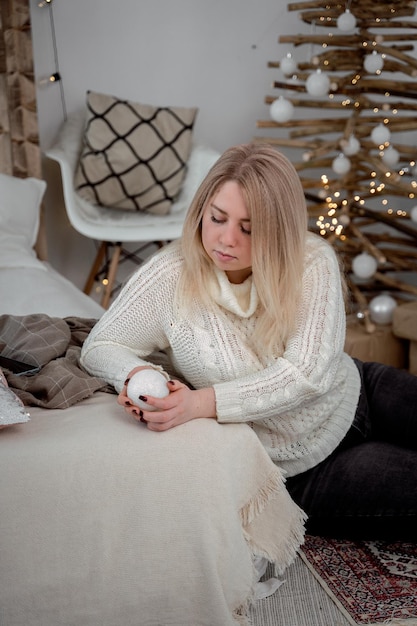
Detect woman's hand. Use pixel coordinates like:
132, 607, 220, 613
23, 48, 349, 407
118, 370, 216, 431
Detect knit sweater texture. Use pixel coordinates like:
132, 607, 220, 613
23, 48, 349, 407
81, 232, 361, 477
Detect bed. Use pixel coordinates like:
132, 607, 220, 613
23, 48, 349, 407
0, 173, 306, 626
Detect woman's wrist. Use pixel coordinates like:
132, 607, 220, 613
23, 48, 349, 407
194, 387, 217, 419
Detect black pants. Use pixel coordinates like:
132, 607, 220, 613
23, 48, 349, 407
286, 360, 417, 540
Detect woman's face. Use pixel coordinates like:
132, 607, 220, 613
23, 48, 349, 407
201, 180, 252, 284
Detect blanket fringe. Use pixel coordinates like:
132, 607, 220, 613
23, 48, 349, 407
240, 468, 307, 576
240, 468, 286, 528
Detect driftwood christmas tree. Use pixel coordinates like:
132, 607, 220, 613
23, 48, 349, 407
256, 0, 417, 331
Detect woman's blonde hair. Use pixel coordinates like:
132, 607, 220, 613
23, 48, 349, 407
177, 143, 308, 357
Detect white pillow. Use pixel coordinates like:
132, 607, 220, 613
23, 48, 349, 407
0, 174, 47, 269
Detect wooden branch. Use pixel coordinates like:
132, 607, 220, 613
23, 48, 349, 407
286, 0, 416, 12
347, 222, 387, 263
351, 203, 417, 240
374, 271, 417, 296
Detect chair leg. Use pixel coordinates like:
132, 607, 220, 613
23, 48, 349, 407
84, 242, 107, 295
101, 243, 122, 309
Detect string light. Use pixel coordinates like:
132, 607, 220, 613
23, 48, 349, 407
37, 0, 67, 121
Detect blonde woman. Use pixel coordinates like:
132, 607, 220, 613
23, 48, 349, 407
81, 143, 417, 540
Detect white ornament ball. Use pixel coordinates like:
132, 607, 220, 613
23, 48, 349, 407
364, 51, 384, 74
280, 53, 297, 76
306, 69, 330, 97
337, 9, 357, 32
371, 123, 391, 146
382, 146, 400, 167
270, 96, 294, 123
341, 134, 360, 156
332, 154, 351, 175
410, 205, 417, 222
127, 369, 169, 411
338, 214, 351, 226
369, 294, 397, 325
352, 252, 378, 279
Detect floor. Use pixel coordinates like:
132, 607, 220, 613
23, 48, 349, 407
250, 556, 352, 626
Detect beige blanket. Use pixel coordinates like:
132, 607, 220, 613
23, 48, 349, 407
0, 392, 306, 626
0, 313, 109, 408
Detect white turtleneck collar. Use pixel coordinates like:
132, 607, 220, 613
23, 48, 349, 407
209, 268, 258, 318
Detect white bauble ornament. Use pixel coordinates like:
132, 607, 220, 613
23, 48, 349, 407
332, 153, 351, 175
410, 205, 417, 222
382, 146, 400, 167
341, 134, 360, 156
352, 252, 377, 279
371, 123, 391, 146
127, 369, 169, 411
270, 96, 294, 123
338, 214, 351, 226
364, 51, 384, 74
337, 9, 357, 32
369, 294, 397, 325
306, 69, 330, 97
280, 53, 297, 76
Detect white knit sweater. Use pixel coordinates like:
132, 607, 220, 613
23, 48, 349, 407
81, 232, 361, 477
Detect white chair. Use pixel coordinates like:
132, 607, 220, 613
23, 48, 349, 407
46, 111, 220, 308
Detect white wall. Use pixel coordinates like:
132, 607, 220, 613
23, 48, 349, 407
30, 0, 302, 287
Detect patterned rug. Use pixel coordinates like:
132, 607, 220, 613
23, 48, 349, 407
300, 535, 417, 626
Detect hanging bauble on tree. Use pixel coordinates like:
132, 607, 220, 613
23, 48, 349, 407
410, 206, 417, 222
371, 123, 391, 146
306, 69, 330, 97
352, 252, 378, 280
280, 52, 297, 76
270, 96, 294, 122
382, 146, 400, 167
341, 134, 360, 156
364, 50, 384, 74
369, 294, 397, 325
332, 153, 351, 175
337, 9, 357, 32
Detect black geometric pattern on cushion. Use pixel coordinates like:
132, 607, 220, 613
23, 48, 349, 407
74, 91, 198, 214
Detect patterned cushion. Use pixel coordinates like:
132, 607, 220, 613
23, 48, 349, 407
74, 91, 198, 214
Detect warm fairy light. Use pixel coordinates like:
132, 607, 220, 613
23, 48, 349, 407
371, 171, 377, 177
382, 199, 388, 205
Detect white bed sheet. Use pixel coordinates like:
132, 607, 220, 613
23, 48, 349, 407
0, 262, 104, 318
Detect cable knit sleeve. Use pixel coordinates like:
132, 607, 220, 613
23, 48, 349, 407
214, 235, 349, 424
80, 245, 181, 392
